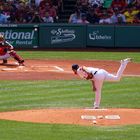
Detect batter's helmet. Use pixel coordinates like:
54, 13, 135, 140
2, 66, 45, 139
72, 64, 79, 70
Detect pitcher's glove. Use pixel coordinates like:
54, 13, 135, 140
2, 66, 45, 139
85, 73, 93, 80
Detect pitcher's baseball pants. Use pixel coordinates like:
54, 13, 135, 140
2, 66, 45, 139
93, 62, 128, 108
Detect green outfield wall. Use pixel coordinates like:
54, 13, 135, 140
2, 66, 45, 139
87, 25, 115, 47
0, 24, 39, 48
39, 24, 86, 48
0, 24, 140, 48
115, 25, 140, 47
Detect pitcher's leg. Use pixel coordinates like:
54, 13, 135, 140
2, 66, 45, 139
93, 79, 104, 109
105, 58, 132, 81
93, 70, 105, 108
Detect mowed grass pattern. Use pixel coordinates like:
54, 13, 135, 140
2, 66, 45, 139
0, 120, 140, 140
18, 51, 140, 62
0, 77, 139, 112
0, 51, 140, 140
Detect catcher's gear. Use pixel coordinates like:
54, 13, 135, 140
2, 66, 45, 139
9, 50, 24, 65
0, 41, 14, 56
2, 59, 7, 64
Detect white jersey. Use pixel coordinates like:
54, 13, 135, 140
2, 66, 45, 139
77, 66, 99, 79
84, 67, 99, 75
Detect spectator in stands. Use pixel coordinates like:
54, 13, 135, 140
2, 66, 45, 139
111, 0, 127, 10
68, 8, 82, 23
30, 11, 43, 23
0, 0, 61, 24
77, 0, 88, 6
99, 11, 112, 24
133, 11, 140, 23
20, 0, 29, 5
0, 10, 8, 24
30, 0, 38, 10
39, 4, 47, 18
52, 0, 62, 12
124, 5, 139, 23
39, 2, 57, 21
0, 0, 4, 10
23, 7, 34, 23
126, 0, 133, 4
126, 0, 140, 5
77, 13, 89, 23
42, 11, 54, 23
35, 0, 42, 6
48, 2, 57, 22
14, 2, 27, 23
88, 0, 104, 7
2, 3, 11, 17
86, 7, 100, 23
111, 7, 126, 24
39, 0, 51, 7
76, 0, 89, 13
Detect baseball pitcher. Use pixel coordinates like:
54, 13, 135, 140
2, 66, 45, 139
72, 58, 132, 109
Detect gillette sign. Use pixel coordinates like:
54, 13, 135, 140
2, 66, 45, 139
51, 28, 76, 44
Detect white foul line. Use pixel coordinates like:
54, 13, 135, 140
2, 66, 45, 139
53, 66, 64, 72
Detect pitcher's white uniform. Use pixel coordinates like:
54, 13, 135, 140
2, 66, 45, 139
76, 58, 131, 108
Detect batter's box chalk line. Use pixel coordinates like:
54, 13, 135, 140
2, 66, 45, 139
31, 65, 64, 72
81, 115, 120, 120
1, 68, 18, 71
1, 65, 25, 71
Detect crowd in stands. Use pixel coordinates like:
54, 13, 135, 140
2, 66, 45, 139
69, 0, 140, 24
0, 0, 140, 24
0, 0, 62, 24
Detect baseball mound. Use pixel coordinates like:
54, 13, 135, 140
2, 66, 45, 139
0, 59, 140, 126
0, 108, 140, 126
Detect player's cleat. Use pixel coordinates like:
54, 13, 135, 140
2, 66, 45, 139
121, 58, 132, 64
93, 106, 99, 109
18, 60, 25, 66
2, 59, 7, 64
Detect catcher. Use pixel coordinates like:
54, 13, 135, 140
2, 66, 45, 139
72, 58, 132, 109
0, 34, 24, 66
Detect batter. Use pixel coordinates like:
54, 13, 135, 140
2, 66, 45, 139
72, 58, 132, 109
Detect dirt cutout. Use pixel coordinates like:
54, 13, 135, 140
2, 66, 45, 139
0, 108, 140, 126
0, 59, 140, 126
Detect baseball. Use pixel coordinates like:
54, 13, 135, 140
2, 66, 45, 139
34, 28, 38, 31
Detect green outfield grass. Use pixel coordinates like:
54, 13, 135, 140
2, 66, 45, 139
0, 120, 140, 140
18, 51, 140, 62
0, 77, 140, 111
0, 51, 140, 140
0, 78, 140, 140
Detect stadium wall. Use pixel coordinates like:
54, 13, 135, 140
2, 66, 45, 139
0, 24, 140, 48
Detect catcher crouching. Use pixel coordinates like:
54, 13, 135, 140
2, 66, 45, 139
0, 34, 24, 66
